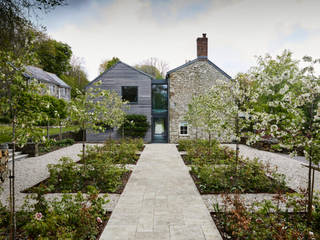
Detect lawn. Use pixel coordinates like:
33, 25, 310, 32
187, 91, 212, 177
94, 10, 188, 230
0, 125, 80, 144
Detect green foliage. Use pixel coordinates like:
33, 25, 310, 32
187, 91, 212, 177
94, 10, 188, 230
215, 193, 320, 239
186, 140, 289, 193
37, 95, 67, 126
40, 138, 74, 153
45, 155, 127, 193
1, 186, 108, 239
191, 158, 288, 194
119, 114, 150, 138
178, 139, 234, 165
135, 64, 162, 79
0, 50, 51, 146
85, 138, 142, 165
35, 38, 72, 77
98, 57, 120, 74
0, 0, 65, 53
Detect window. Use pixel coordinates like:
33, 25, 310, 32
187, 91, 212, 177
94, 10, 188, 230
152, 84, 168, 112
179, 122, 188, 136
122, 86, 138, 103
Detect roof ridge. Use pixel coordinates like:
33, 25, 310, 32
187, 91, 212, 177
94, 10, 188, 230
166, 58, 231, 79
86, 61, 154, 89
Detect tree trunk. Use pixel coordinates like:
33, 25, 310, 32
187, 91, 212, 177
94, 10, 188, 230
59, 121, 62, 140
307, 100, 314, 225
10, 115, 16, 240
307, 148, 313, 225
82, 123, 86, 172
208, 131, 211, 156
235, 112, 240, 176
46, 121, 49, 140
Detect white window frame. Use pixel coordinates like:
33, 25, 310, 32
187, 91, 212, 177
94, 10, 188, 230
179, 122, 189, 136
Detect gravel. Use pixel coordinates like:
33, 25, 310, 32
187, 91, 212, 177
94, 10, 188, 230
223, 144, 320, 193
0, 143, 120, 211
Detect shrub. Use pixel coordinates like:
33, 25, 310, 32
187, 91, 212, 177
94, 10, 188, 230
46, 156, 127, 193
180, 139, 234, 165
191, 157, 289, 194
23, 186, 108, 239
119, 114, 150, 138
214, 193, 320, 239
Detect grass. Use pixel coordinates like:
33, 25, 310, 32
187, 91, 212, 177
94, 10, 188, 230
0, 125, 80, 144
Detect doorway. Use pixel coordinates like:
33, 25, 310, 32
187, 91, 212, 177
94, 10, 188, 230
152, 117, 168, 143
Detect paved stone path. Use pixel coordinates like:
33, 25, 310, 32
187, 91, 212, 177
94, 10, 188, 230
100, 144, 222, 240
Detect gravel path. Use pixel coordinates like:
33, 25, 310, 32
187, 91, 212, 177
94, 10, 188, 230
223, 144, 320, 193
0, 144, 120, 210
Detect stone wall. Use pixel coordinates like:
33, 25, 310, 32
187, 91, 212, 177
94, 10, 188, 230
168, 59, 230, 143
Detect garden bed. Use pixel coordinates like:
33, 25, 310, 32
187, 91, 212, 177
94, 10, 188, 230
38, 138, 75, 155
178, 139, 294, 194
0, 190, 113, 240
210, 192, 320, 240
190, 168, 294, 194
23, 169, 132, 194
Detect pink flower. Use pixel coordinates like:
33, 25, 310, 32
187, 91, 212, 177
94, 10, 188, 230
96, 217, 103, 223
34, 212, 42, 221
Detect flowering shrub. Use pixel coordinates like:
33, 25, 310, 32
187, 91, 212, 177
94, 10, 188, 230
1, 186, 109, 239
213, 193, 320, 239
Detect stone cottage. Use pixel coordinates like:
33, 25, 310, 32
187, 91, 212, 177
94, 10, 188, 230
25, 66, 71, 101
167, 34, 231, 142
86, 34, 231, 143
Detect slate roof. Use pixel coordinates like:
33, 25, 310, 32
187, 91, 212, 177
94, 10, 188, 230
25, 66, 71, 88
166, 57, 232, 79
86, 61, 154, 89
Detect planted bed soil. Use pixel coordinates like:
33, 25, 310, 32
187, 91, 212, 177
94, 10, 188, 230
211, 212, 320, 240
1, 211, 112, 240
189, 170, 295, 194
23, 170, 132, 194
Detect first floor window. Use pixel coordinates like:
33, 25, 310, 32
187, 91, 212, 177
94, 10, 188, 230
179, 122, 188, 136
122, 86, 138, 103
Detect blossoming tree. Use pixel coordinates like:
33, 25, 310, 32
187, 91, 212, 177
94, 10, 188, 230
248, 50, 320, 223
68, 83, 127, 167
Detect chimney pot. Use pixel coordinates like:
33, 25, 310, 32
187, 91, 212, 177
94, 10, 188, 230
197, 33, 208, 59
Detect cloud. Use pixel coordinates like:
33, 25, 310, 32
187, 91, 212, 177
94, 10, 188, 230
42, 0, 320, 80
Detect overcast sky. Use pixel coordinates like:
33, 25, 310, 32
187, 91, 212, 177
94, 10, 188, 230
38, 0, 320, 81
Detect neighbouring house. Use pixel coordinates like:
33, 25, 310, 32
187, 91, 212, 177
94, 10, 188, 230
24, 66, 71, 101
86, 33, 231, 143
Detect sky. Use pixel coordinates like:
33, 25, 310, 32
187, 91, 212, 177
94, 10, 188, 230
37, 0, 320, 81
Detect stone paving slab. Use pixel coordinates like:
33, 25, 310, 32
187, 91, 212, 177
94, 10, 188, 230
100, 144, 222, 240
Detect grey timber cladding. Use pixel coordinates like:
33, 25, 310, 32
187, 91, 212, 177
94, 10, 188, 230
86, 62, 153, 142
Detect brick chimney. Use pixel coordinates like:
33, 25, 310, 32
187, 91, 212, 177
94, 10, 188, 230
197, 33, 208, 59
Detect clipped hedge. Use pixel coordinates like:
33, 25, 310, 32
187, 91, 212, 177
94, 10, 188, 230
119, 114, 150, 138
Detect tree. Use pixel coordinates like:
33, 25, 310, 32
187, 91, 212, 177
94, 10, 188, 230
137, 57, 169, 78
98, 57, 120, 74
135, 64, 162, 79
61, 56, 89, 98
248, 50, 320, 224
68, 83, 127, 167
0, 0, 66, 53
0, 49, 51, 240
35, 38, 72, 77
